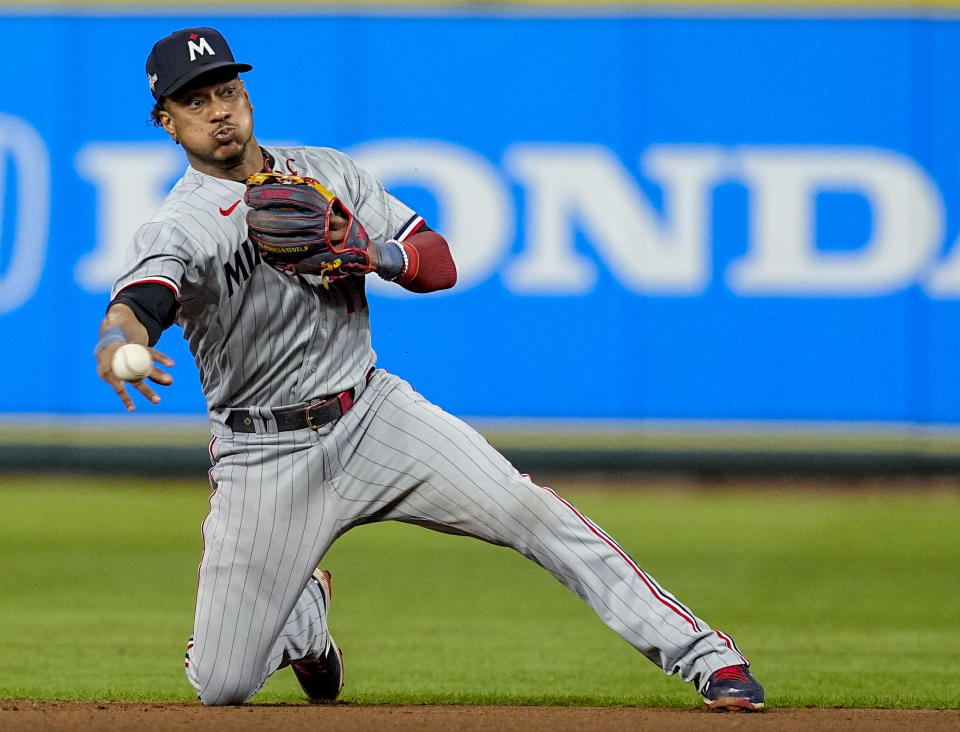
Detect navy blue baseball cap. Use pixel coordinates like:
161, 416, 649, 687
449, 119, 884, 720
146, 27, 252, 101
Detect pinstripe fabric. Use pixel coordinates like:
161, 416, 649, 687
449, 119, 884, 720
187, 426, 334, 704
186, 370, 747, 704
339, 372, 748, 683
116, 145, 748, 705
111, 146, 417, 423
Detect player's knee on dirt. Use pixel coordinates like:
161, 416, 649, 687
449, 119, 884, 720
187, 645, 260, 706
198, 686, 253, 706
194, 669, 260, 706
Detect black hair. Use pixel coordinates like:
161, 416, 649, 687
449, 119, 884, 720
149, 99, 165, 128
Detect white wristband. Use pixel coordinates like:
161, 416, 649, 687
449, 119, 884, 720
396, 240, 409, 280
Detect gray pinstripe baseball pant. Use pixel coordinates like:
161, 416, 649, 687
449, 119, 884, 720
186, 369, 747, 705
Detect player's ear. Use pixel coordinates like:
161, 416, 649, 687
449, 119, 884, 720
159, 112, 179, 145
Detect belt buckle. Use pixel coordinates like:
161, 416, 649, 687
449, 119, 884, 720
304, 398, 332, 430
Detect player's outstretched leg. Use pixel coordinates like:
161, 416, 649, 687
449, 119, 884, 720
330, 371, 764, 711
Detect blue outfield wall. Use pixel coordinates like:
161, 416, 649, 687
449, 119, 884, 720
1, 12, 960, 425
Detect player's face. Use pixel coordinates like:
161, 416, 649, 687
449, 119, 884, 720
160, 77, 255, 173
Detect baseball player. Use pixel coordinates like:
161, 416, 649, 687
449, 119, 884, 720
94, 27, 764, 712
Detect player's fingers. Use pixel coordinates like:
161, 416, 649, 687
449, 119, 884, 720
110, 379, 137, 412
132, 379, 162, 405
149, 347, 175, 368
147, 366, 174, 386
327, 212, 348, 246
143, 348, 174, 386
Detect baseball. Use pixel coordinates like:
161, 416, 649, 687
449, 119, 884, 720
112, 343, 154, 382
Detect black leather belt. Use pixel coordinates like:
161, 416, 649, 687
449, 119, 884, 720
226, 370, 373, 433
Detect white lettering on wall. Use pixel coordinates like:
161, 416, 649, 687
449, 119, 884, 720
0, 113, 49, 315
63, 140, 960, 301
74, 143, 181, 292
925, 232, 960, 297
504, 144, 723, 294
348, 139, 512, 295
727, 147, 943, 296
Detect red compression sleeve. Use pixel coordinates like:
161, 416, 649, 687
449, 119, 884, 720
395, 229, 458, 293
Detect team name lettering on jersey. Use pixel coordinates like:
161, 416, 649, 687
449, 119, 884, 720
223, 240, 261, 296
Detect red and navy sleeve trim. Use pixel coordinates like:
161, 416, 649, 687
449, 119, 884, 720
117, 275, 180, 298
394, 214, 425, 242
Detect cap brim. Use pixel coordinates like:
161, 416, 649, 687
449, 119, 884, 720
157, 61, 253, 99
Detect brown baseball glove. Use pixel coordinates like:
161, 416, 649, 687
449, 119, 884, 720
244, 172, 372, 284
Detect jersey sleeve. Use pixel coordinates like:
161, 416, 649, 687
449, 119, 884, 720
110, 283, 179, 346
110, 220, 199, 301
331, 150, 424, 246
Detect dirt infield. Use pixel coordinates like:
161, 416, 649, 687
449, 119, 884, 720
2, 702, 959, 732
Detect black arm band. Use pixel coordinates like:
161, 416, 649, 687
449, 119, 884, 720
109, 283, 178, 347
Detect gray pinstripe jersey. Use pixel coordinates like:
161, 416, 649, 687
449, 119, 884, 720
117, 147, 753, 709
111, 145, 423, 422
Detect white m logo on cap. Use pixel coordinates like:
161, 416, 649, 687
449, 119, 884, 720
188, 37, 216, 62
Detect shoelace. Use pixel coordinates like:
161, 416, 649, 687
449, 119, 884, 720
712, 665, 751, 683
293, 661, 329, 676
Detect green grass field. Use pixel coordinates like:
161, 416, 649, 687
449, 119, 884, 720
0, 475, 957, 709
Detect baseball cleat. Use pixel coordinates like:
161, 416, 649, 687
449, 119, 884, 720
292, 568, 344, 704
702, 664, 764, 712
